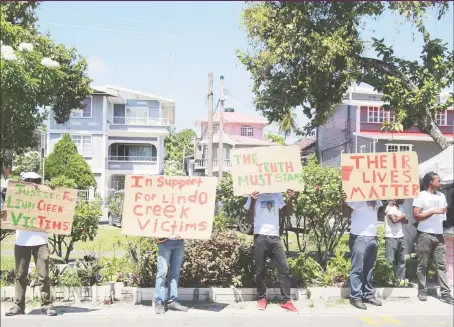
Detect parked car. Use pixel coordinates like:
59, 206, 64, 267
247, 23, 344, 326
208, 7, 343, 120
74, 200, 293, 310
107, 190, 124, 227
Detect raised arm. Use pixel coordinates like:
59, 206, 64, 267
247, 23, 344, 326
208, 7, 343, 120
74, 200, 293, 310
284, 189, 295, 217
247, 191, 259, 224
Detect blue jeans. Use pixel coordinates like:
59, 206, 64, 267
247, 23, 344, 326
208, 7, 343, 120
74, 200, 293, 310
154, 239, 185, 304
349, 234, 378, 300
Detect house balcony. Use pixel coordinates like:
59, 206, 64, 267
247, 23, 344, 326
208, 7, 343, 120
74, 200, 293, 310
107, 143, 160, 173
194, 159, 232, 171
108, 115, 170, 126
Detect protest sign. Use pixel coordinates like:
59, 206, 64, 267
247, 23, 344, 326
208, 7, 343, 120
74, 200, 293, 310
121, 175, 217, 239
341, 152, 420, 201
230, 145, 304, 196
1, 181, 77, 235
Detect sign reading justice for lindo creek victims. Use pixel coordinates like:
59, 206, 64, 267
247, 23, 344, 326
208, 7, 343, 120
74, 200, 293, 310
121, 175, 217, 240
2, 181, 77, 235
341, 152, 420, 202
230, 145, 304, 196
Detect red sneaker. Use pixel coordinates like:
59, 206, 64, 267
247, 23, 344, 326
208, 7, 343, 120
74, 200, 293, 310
281, 301, 298, 312
257, 298, 267, 310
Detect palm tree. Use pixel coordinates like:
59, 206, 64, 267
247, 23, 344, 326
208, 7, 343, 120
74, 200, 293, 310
277, 109, 297, 139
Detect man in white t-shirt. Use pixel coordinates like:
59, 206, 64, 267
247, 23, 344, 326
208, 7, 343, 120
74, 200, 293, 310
245, 189, 298, 312
342, 192, 385, 310
413, 172, 453, 305
5, 174, 57, 317
384, 199, 407, 281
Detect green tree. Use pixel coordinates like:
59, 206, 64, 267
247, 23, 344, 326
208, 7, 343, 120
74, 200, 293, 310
277, 109, 297, 139
265, 133, 286, 145
0, 2, 91, 168
238, 1, 453, 149
45, 134, 96, 190
12, 149, 40, 175
164, 128, 196, 163
294, 155, 348, 269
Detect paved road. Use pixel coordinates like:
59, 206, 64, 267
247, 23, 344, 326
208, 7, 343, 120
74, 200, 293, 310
2, 298, 453, 327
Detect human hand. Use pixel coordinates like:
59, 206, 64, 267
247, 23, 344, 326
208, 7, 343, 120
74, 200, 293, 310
340, 190, 347, 202
388, 199, 396, 206
286, 189, 295, 199
433, 208, 447, 215
251, 191, 260, 200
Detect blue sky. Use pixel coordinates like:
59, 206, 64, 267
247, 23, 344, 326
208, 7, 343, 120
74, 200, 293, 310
36, 2, 453, 139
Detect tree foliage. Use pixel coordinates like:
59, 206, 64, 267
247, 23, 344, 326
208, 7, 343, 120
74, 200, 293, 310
164, 128, 196, 162
294, 155, 348, 269
216, 174, 247, 221
0, 1, 91, 167
45, 134, 96, 189
238, 1, 453, 149
12, 149, 40, 175
265, 133, 286, 145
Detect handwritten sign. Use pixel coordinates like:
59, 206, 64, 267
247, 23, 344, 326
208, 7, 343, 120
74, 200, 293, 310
230, 145, 304, 196
341, 152, 420, 201
1, 181, 77, 235
121, 175, 217, 239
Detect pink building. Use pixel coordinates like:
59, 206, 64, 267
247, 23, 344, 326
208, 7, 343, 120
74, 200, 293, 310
190, 109, 276, 176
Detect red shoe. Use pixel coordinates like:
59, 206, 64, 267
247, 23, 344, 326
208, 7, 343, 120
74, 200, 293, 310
281, 301, 298, 312
257, 298, 267, 310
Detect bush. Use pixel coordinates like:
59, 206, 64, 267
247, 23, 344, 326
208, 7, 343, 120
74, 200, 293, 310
45, 134, 96, 189
124, 237, 159, 287
216, 174, 247, 221
49, 196, 103, 263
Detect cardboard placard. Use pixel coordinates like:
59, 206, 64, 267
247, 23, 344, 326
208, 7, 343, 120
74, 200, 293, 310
121, 175, 217, 239
341, 152, 420, 201
1, 181, 78, 235
230, 145, 304, 196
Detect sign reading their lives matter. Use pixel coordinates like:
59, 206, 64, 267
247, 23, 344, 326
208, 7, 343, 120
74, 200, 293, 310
230, 145, 304, 196
121, 175, 217, 240
2, 181, 77, 235
341, 152, 420, 202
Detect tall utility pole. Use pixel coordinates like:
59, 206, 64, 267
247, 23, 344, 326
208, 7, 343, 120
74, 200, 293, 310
218, 75, 225, 183
207, 73, 214, 177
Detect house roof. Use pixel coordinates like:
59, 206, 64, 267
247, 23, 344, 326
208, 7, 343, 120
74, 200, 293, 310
99, 85, 175, 104
91, 86, 120, 97
355, 131, 454, 142
199, 132, 276, 146
296, 138, 316, 150
196, 112, 268, 126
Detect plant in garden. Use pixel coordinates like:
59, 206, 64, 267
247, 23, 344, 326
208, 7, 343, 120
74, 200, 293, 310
48, 196, 102, 263
265, 133, 286, 145
294, 155, 348, 269
181, 230, 255, 287
216, 174, 248, 229
373, 226, 400, 287
124, 236, 158, 287
0, 2, 91, 168
12, 149, 40, 175
45, 134, 96, 189
238, 1, 453, 149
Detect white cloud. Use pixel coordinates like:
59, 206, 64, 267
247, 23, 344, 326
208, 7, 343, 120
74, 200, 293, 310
87, 56, 108, 75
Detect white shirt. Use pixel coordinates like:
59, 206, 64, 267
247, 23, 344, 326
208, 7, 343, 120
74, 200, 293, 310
245, 193, 286, 236
348, 201, 382, 237
1, 174, 9, 189
384, 204, 405, 238
413, 190, 447, 235
16, 230, 48, 247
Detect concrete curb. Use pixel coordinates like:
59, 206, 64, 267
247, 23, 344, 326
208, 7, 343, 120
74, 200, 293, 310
3, 284, 449, 304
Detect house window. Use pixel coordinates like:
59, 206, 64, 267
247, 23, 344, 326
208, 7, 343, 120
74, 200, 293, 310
213, 123, 219, 133
70, 97, 92, 118
70, 135, 92, 157
386, 144, 413, 153
240, 125, 253, 137
435, 110, 447, 126
367, 106, 394, 123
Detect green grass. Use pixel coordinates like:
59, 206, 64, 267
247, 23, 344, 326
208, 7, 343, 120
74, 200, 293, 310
1, 254, 15, 270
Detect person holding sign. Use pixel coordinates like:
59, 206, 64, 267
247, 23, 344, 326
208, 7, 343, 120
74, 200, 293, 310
154, 237, 188, 314
5, 173, 57, 317
384, 199, 408, 282
413, 172, 454, 305
342, 192, 385, 310
245, 189, 298, 312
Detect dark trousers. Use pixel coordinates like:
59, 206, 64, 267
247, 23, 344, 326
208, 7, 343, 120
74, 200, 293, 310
385, 237, 406, 281
14, 244, 52, 310
253, 234, 291, 301
416, 232, 451, 296
349, 234, 378, 300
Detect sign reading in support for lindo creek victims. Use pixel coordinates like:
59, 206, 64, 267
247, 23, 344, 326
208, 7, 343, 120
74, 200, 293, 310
2, 181, 77, 235
341, 152, 420, 202
121, 175, 217, 240
230, 145, 304, 196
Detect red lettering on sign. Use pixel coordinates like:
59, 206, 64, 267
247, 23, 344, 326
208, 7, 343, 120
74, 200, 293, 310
412, 184, 419, 196
362, 172, 371, 183
284, 162, 294, 172
402, 155, 411, 169
256, 163, 264, 173
52, 221, 62, 230
131, 176, 144, 188
368, 186, 379, 199
38, 215, 46, 228
367, 155, 379, 169
402, 170, 412, 183
133, 205, 143, 216
161, 221, 170, 232
198, 221, 208, 231
164, 205, 176, 218
390, 170, 399, 183
351, 187, 366, 199
380, 155, 387, 169
350, 155, 365, 169
403, 185, 410, 196
180, 206, 190, 219
63, 222, 69, 231
137, 219, 150, 231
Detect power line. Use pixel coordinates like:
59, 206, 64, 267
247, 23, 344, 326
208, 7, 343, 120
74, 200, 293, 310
46, 22, 177, 37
